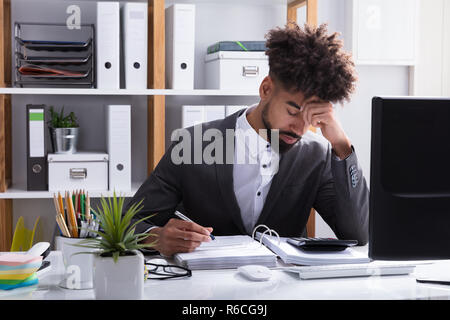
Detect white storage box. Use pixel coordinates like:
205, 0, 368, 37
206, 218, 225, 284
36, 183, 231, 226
48, 152, 109, 192
204, 51, 269, 91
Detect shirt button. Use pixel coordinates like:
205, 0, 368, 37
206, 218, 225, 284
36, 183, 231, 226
266, 144, 270, 148
257, 191, 261, 196
262, 164, 267, 168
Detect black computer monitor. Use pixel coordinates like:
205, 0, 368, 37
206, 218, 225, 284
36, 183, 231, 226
369, 96, 450, 260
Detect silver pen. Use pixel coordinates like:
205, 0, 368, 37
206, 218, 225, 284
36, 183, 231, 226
174, 210, 215, 240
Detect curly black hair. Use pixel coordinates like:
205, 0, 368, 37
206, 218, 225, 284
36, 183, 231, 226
265, 22, 357, 104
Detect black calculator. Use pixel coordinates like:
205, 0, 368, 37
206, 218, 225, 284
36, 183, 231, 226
287, 237, 358, 252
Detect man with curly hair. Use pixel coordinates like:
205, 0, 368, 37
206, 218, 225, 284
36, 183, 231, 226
127, 23, 369, 257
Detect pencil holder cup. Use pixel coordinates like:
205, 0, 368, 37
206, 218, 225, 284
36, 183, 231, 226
55, 235, 97, 289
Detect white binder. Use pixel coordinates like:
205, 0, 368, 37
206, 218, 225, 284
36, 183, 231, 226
181, 105, 225, 127
204, 105, 225, 122
165, 4, 196, 89
166, 105, 225, 148
121, 2, 148, 89
181, 105, 204, 128
96, 2, 120, 89
106, 105, 131, 192
225, 105, 246, 117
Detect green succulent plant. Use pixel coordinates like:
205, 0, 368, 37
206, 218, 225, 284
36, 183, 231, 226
48, 106, 79, 128
74, 193, 156, 263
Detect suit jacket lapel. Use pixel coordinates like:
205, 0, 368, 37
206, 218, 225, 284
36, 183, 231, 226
215, 162, 247, 234
256, 150, 297, 227
214, 110, 247, 234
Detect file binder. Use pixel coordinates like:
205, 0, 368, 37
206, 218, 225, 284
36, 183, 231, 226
106, 105, 131, 192
180, 105, 225, 128
26, 105, 47, 191
96, 2, 120, 89
204, 106, 225, 122
225, 105, 245, 117
165, 105, 225, 148
121, 2, 148, 89
165, 4, 196, 89
181, 105, 204, 128
252, 225, 370, 266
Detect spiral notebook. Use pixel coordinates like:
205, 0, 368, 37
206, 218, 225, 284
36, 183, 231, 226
255, 233, 370, 266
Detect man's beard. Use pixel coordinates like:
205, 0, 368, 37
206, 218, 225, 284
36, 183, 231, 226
262, 102, 301, 154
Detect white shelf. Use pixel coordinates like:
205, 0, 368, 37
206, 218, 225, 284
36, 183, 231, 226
0, 181, 143, 199
0, 88, 259, 96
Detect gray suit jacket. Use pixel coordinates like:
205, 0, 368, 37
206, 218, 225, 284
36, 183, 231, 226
126, 109, 369, 245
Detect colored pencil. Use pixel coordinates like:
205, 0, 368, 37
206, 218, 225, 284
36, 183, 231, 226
86, 192, 91, 222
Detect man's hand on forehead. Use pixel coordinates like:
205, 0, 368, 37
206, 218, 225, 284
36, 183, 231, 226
301, 97, 333, 128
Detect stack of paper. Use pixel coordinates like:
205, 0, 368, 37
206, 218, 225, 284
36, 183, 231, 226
0, 254, 43, 290
174, 236, 277, 270
259, 234, 370, 266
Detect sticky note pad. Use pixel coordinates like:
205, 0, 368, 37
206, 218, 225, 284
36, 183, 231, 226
0, 267, 40, 275
0, 272, 36, 281
0, 254, 42, 267
0, 273, 38, 290
0, 261, 42, 271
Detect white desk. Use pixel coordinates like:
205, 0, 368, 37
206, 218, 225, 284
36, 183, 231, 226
1, 249, 450, 300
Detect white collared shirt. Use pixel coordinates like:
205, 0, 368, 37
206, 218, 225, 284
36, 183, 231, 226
233, 105, 280, 234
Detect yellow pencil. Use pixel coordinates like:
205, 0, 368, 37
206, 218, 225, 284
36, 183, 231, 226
68, 191, 78, 238
54, 193, 69, 237
53, 193, 60, 214
64, 191, 72, 236
86, 191, 91, 222
65, 191, 76, 237
58, 192, 65, 220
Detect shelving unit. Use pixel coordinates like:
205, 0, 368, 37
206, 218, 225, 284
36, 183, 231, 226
0, 0, 317, 251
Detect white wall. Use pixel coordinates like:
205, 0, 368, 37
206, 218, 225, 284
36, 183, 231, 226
314, 0, 411, 238
410, 0, 450, 96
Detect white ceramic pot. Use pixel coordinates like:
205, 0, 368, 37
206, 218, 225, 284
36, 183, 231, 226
93, 250, 145, 300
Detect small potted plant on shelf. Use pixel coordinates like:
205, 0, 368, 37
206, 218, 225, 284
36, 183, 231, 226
75, 193, 156, 300
47, 105, 80, 154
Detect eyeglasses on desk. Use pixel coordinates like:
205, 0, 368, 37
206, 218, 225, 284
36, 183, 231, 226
145, 262, 192, 280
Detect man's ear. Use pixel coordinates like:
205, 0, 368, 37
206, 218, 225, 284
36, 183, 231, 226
259, 75, 274, 100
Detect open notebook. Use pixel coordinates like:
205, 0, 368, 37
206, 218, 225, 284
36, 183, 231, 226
174, 235, 277, 270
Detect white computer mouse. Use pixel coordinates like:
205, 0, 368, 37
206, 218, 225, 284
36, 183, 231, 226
237, 265, 272, 281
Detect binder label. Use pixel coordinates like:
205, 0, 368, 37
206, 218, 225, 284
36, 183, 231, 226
29, 110, 44, 157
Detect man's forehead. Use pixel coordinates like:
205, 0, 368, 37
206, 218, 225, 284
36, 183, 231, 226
271, 79, 323, 104
278, 89, 322, 106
